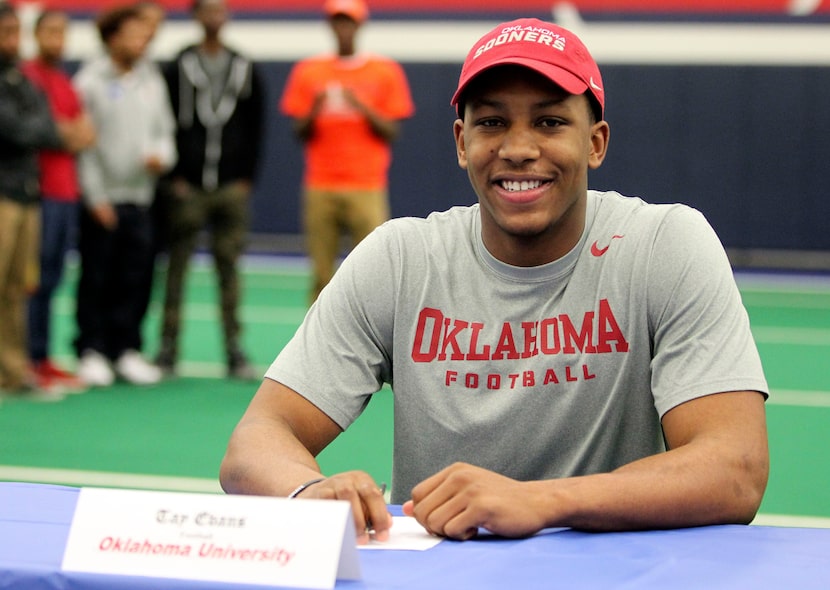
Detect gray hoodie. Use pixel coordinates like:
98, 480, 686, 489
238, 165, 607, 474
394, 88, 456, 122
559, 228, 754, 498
73, 56, 176, 208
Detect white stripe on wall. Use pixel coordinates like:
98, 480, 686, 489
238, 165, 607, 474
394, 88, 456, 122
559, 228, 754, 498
47, 20, 830, 66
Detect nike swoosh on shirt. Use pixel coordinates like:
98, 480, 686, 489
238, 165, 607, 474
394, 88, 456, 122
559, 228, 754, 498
590, 235, 624, 257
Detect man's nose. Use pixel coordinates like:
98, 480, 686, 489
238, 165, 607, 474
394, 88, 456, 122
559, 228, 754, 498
498, 125, 541, 164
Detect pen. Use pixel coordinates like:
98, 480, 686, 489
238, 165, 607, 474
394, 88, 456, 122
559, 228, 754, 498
366, 482, 387, 536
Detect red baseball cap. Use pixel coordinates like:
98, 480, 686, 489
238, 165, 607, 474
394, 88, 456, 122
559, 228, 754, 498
324, 0, 368, 23
451, 18, 605, 119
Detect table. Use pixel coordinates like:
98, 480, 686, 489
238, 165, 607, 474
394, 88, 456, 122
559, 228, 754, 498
2, 481, 829, 589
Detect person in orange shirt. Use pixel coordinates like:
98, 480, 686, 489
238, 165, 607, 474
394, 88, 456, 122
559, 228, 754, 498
280, 0, 414, 303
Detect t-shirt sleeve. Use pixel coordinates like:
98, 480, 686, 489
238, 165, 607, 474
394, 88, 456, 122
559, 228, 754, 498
377, 60, 415, 120
265, 223, 398, 429
279, 62, 313, 118
646, 206, 768, 417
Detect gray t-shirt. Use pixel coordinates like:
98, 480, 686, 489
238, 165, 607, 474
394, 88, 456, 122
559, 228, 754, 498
266, 191, 768, 503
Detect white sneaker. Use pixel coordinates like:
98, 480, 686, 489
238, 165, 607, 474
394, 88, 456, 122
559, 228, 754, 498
77, 350, 115, 387
115, 350, 162, 385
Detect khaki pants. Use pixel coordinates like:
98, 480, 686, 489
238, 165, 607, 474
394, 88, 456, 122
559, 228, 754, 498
303, 188, 388, 304
0, 197, 39, 389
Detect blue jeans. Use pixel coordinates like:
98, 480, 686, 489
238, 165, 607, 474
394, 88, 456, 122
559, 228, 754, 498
28, 199, 79, 362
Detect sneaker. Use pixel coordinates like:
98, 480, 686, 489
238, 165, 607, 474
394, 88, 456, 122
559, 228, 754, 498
1, 380, 65, 402
77, 350, 115, 387
30, 369, 67, 396
227, 352, 258, 381
115, 350, 162, 385
33, 359, 88, 394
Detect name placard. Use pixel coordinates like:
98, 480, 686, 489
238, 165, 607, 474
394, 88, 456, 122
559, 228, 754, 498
61, 487, 360, 589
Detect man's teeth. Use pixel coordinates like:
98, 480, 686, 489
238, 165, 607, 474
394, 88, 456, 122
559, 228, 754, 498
501, 179, 543, 192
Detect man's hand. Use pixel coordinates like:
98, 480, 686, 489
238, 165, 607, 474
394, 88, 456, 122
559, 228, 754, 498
57, 114, 96, 153
144, 155, 165, 175
169, 177, 192, 200
89, 203, 117, 230
292, 471, 391, 545
402, 463, 549, 540
340, 87, 399, 142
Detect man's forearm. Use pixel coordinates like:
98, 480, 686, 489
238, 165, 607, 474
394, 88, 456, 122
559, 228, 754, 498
539, 437, 768, 531
219, 417, 325, 497
405, 392, 768, 540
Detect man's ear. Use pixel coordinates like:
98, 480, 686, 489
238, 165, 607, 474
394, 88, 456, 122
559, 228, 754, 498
453, 118, 467, 169
588, 120, 610, 170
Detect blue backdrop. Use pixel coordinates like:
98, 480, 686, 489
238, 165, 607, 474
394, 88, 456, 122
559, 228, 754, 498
250, 60, 830, 254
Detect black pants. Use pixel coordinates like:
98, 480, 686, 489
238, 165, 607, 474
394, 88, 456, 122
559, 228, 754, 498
74, 204, 155, 360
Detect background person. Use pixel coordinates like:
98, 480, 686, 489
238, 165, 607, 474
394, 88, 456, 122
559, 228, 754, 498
155, 0, 265, 379
133, 0, 169, 359
279, 0, 414, 303
23, 8, 96, 394
0, 3, 84, 399
72, 5, 176, 387
134, 0, 165, 48
221, 18, 769, 544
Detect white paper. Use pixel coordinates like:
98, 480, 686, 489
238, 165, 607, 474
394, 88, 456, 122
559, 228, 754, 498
62, 488, 360, 589
359, 516, 443, 551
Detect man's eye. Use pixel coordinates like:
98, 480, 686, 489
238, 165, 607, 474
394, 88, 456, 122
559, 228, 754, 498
539, 118, 563, 128
476, 118, 503, 128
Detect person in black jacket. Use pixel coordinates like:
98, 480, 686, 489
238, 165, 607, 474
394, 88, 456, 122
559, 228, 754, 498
155, 0, 264, 379
0, 4, 90, 397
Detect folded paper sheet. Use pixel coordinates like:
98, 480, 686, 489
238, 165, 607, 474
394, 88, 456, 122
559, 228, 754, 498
360, 516, 443, 551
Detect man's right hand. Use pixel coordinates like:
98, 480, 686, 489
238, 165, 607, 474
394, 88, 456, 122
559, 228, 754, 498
89, 203, 117, 230
292, 471, 391, 545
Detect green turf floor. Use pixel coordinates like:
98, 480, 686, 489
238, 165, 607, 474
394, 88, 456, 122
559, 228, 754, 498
0, 377, 394, 486
1, 258, 828, 524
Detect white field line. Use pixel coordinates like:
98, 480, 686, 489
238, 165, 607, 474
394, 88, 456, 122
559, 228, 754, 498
53, 298, 308, 326
767, 390, 830, 407
51, 294, 830, 346
742, 295, 830, 310
0, 466, 221, 493
750, 513, 830, 529
751, 327, 830, 346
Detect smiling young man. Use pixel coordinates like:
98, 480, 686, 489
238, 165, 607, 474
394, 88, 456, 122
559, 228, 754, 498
221, 18, 769, 544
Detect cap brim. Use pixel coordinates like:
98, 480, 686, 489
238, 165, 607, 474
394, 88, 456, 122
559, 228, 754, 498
451, 56, 589, 107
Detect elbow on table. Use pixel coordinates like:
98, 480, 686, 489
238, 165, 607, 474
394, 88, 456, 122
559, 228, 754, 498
218, 449, 252, 495
724, 454, 770, 525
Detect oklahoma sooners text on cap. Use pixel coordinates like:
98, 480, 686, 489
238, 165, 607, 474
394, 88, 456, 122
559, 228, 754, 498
451, 18, 605, 119
323, 0, 369, 22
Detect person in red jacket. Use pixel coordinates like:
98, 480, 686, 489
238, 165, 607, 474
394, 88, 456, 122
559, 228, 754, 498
23, 9, 96, 394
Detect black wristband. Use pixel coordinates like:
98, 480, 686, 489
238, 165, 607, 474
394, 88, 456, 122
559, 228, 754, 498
287, 477, 326, 499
